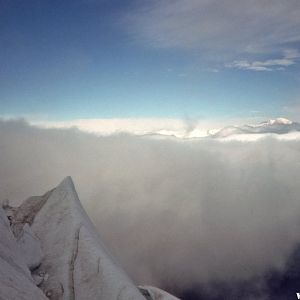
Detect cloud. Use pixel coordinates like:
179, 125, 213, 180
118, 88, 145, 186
29, 117, 233, 138
226, 49, 300, 71
1, 119, 300, 296
29, 117, 300, 141
31, 118, 194, 137
124, 0, 300, 64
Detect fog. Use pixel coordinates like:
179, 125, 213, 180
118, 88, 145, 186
1, 119, 300, 292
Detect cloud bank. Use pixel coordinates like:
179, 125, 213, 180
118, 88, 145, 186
30, 117, 300, 141
31, 118, 205, 138
1, 119, 300, 295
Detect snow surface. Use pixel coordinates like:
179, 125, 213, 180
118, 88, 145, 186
0, 206, 47, 300
28, 177, 145, 300
16, 223, 44, 270
0, 177, 180, 300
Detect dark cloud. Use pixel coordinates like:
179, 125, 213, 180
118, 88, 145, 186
1, 119, 300, 298
175, 242, 300, 299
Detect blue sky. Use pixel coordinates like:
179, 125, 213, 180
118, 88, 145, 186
1, 0, 300, 121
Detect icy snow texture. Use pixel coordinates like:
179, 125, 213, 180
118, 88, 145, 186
16, 223, 44, 270
0, 206, 47, 300
28, 176, 145, 300
1, 177, 179, 300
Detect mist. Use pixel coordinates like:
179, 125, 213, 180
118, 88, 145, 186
1, 119, 300, 295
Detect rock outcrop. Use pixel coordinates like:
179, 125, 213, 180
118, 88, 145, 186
139, 286, 180, 300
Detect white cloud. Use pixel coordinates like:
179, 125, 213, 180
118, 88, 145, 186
226, 49, 300, 71
2, 119, 300, 289
124, 0, 300, 64
31, 118, 200, 137
28, 116, 300, 141
32, 117, 288, 139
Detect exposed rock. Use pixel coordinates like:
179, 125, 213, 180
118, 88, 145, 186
10, 191, 53, 238
139, 286, 181, 300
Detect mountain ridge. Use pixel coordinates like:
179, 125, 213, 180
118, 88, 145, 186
0, 177, 179, 300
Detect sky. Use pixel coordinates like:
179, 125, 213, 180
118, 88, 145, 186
1, 0, 300, 123
2, 2, 300, 298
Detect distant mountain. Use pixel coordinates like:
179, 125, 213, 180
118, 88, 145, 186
210, 118, 300, 138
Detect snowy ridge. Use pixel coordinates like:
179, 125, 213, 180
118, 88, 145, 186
210, 118, 300, 139
0, 177, 179, 300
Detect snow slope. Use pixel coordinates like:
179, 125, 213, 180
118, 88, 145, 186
26, 177, 145, 300
0, 177, 180, 300
0, 206, 47, 300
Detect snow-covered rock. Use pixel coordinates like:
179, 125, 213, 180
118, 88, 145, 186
0, 206, 48, 300
27, 176, 145, 300
139, 286, 180, 300
1, 177, 181, 300
16, 223, 44, 270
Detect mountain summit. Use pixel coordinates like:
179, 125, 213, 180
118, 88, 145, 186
0, 177, 179, 300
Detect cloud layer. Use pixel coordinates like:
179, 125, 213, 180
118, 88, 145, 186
1, 119, 300, 293
30, 117, 300, 141
124, 0, 300, 68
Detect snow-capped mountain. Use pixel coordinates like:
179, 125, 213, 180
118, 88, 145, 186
210, 118, 300, 138
0, 177, 179, 300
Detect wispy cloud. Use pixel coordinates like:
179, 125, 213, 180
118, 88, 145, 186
124, 0, 300, 65
226, 49, 300, 71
